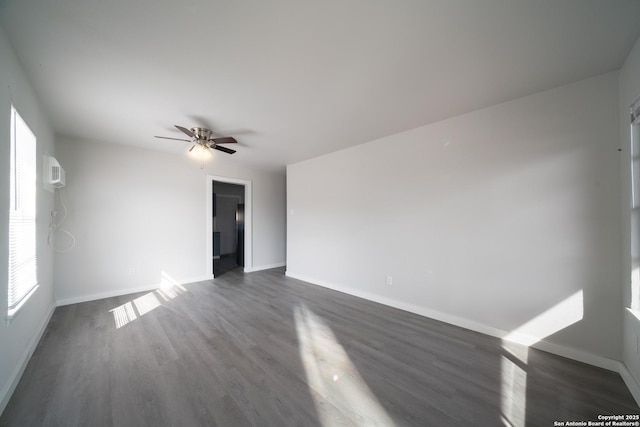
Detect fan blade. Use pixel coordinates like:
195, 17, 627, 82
214, 145, 236, 154
155, 136, 192, 142
188, 145, 195, 152
211, 137, 237, 144
175, 125, 196, 138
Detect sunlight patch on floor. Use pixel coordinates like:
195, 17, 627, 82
500, 289, 584, 427
133, 292, 162, 316
158, 271, 188, 300
110, 301, 137, 329
109, 271, 187, 329
294, 303, 396, 427
500, 355, 527, 427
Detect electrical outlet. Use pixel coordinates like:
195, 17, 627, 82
386, 276, 393, 286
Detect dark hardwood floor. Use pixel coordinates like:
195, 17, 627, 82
214, 254, 240, 277
1, 267, 638, 426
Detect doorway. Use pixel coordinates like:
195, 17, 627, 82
213, 186, 243, 276
206, 175, 252, 278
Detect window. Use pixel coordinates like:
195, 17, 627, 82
632, 116, 640, 309
7, 106, 38, 320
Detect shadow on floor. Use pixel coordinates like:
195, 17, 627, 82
214, 254, 240, 277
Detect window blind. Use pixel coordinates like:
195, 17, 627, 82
8, 106, 38, 316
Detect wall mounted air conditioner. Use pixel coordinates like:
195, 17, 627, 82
48, 156, 66, 188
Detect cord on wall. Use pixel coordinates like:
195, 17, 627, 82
48, 188, 76, 253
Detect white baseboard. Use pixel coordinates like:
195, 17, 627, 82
245, 262, 286, 273
55, 263, 287, 306
285, 271, 621, 373
530, 339, 621, 372
0, 303, 55, 416
620, 363, 640, 406
56, 274, 212, 307
56, 284, 161, 306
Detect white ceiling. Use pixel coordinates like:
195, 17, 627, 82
1, 0, 640, 171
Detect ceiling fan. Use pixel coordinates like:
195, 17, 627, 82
155, 125, 237, 154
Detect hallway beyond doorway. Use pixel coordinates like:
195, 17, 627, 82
212, 180, 246, 277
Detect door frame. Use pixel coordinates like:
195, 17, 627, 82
206, 175, 252, 278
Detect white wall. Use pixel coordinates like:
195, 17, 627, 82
288, 72, 621, 365
0, 26, 56, 414
54, 138, 286, 304
619, 35, 640, 400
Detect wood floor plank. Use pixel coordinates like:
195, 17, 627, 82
1, 267, 638, 426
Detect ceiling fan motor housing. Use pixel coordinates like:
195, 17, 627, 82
192, 127, 212, 141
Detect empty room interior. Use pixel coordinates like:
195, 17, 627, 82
3, 1, 640, 425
